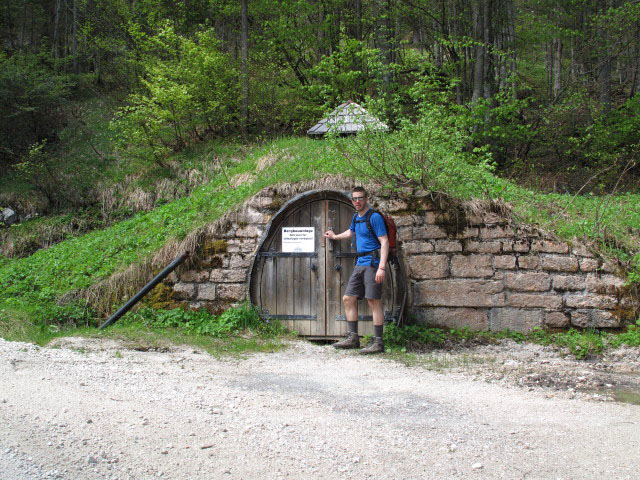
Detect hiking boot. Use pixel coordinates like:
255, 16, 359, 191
332, 332, 360, 349
360, 337, 384, 354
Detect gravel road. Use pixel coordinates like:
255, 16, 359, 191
1, 337, 639, 480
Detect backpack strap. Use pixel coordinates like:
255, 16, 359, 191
353, 209, 382, 267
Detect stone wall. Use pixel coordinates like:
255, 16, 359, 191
168, 188, 281, 312
167, 187, 637, 332
384, 197, 634, 332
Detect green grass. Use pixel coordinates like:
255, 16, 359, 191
1, 302, 290, 356
383, 322, 640, 360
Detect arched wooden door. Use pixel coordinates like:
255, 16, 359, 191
250, 191, 403, 340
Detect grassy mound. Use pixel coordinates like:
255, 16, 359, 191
1, 135, 638, 342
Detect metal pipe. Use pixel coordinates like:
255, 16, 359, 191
98, 252, 190, 330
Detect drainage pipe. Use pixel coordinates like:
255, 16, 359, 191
98, 252, 190, 330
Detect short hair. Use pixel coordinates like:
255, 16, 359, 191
352, 186, 367, 197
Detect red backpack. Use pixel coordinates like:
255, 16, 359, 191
352, 209, 399, 265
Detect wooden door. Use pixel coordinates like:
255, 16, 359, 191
251, 193, 400, 339
254, 200, 325, 337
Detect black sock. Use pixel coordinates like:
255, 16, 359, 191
347, 321, 358, 335
374, 325, 383, 339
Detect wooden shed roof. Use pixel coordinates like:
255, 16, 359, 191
306, 101, 388, 136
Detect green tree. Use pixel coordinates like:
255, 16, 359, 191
112, 26, 237, 167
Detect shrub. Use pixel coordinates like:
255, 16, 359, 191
334, 103, 496, 199
112, 26, 237, 168
125, 303, 264, 338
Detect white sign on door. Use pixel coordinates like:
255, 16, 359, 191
282, 227, 315, 253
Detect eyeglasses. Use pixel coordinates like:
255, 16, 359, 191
351, 196, 365, 202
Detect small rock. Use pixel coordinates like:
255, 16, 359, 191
87, 456, 98, 464
87, 419, 93, 424
471, 463, 484, 470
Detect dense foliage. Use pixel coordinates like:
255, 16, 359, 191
1, 0, 640, 193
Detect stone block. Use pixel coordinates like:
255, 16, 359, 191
166, 272, 178, 283
210, 269, 247, 283
239, 207, 270, 224
541, 255, 579, 272
565, 294, 618, 309
494, 256, 517, 270
580, 258, 599, 272
502, 241, 514, 252
456, 227, 480, 239
509, 293, 562, 310
179, 270, 210, 283
451, 255, 493, 278
417, 308, 488, 330
601, 261, 618, 273
490, 308, 543, 333
586, 274, 625, 294
570, 310, 621, 328
197, 284, 216, 301
531, 240, 569, 254
513, 241, 531, 253
552, 275, 586, 291
572, 244, 594, 257
505, 272, 550, 292
422, 211, 438, 224
229, 254, 251, 269
518, 255, 541, 269
226, 239, 258, 254
398, 226, 413, 241
402, 241, 435, 255
590, 310, 622, 328
248, 196, 275, 209
479, 226, 515, 239
569, 311, 589, 328
467, 212, 503, 225
383, 199, 409, 212
235, 225, 260, 238
393, 215, 421, 227
217, 284, 246, 300
464, 240, 501, 254
173, 283, 196, 300
408, 255, 449, 279
414, 280, 505, 308
435, 240, 463, 253
544, 311, 569, 328
413, 225, 448, 240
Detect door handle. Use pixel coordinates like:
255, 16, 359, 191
334, 264, 341, 271
327, 227, 333, 252
310, 263, 318, 272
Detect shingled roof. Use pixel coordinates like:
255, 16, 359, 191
306, 101, 388, 136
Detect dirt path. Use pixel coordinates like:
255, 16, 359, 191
1, 337, 639, 480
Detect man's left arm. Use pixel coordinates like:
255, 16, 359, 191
375, 234, 389, 284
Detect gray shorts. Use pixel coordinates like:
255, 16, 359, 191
344, 265, 383, 300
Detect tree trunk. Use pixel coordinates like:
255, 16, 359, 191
552, 37, 562, 98
597, 0, 612, 111
52, 0, 61, 59
240, 0, 249, 139
72, 0, 79, 74
471, 0, 484, 104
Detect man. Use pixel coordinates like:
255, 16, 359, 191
324, 187, 389, 354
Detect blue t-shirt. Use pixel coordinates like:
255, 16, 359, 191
350, 210, 387, 267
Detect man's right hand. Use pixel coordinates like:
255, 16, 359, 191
324, 230, 336, 240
